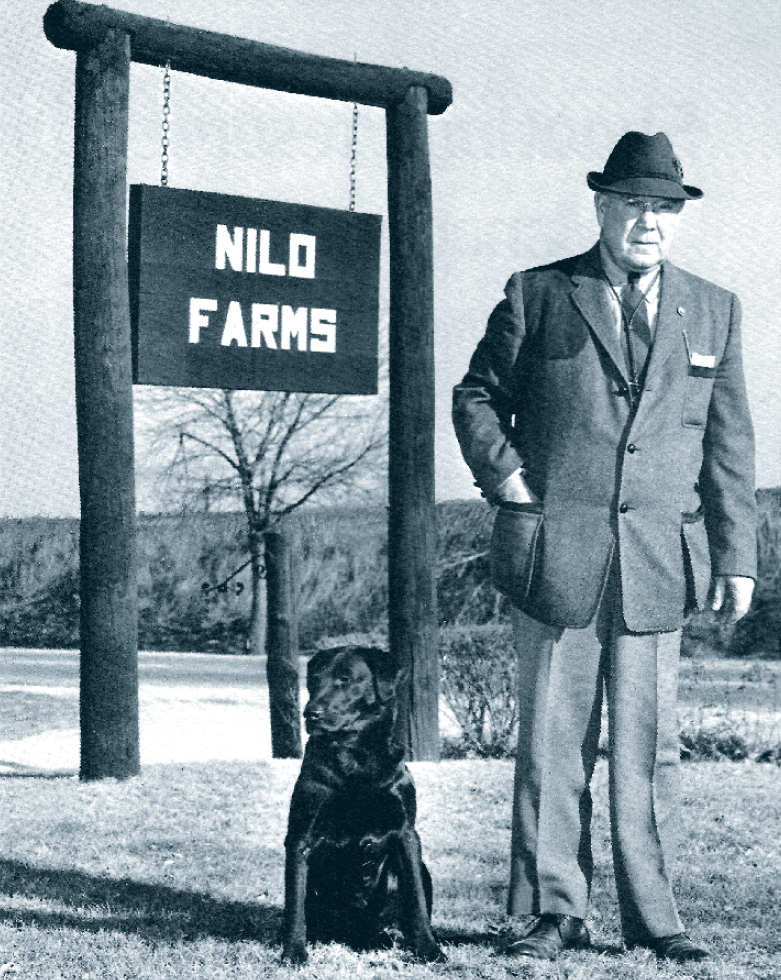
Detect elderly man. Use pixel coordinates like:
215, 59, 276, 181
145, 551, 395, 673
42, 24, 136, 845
452, 131, 756, 963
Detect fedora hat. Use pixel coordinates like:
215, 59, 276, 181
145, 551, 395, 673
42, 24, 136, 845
587, 131, 702, 200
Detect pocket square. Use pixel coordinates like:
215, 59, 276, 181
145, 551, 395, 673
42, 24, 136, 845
682, 331, 716, 369
690, 352, 716, 368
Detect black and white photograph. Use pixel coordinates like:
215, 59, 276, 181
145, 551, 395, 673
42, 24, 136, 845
1, 1, 779, 977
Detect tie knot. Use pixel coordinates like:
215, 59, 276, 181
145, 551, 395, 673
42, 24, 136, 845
626, 271, 642, 287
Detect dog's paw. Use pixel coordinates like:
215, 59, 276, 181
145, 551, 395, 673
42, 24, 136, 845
281, 942, 309, 966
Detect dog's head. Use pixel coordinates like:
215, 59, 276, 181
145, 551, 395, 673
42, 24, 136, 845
304, 646, 403, 737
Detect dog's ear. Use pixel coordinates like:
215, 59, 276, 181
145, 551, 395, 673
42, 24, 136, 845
360, 647, 404, 704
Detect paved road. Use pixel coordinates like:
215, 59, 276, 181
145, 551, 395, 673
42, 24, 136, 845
0, 649, 307, 773
0, 648, 281, 690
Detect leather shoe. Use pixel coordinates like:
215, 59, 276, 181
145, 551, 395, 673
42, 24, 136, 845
504, 914, 591, 960
628, 933, 711, 962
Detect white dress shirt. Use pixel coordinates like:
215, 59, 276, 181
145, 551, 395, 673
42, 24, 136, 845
599, 242, 662, 353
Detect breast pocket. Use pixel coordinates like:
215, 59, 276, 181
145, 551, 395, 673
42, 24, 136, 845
682, 369, 716, 427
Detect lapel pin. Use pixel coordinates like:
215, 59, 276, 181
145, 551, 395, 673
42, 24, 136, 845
677, 306, 685, 316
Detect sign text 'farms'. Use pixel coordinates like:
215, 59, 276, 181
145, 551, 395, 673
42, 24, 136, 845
129, 186, 381, 394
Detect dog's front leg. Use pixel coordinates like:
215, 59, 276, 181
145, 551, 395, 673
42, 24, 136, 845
397, 828, 445, 962
281, 838, 310, 965
281, 778, 332, 964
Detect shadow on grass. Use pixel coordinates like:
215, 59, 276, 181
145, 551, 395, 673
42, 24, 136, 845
0, 770, 77, 779
0, 859, 282, 945
0, 861, 524, 954
435, 926, 499, 946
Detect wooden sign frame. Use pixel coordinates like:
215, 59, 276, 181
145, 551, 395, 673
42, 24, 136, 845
44, 0, 451, 777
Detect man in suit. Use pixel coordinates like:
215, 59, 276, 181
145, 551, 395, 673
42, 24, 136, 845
452, 132, 756, 963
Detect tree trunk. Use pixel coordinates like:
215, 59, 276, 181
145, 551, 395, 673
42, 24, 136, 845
247, 535, 267, 656
265, 523, 303, 758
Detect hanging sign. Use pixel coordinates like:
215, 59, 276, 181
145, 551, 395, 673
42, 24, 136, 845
128, 185, 381, 394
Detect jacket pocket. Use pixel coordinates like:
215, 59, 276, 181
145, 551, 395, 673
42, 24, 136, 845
490, 503, 544, 606
682, 374, 715, 427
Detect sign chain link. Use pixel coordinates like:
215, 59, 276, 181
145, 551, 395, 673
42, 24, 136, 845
349, 54, 358, 212
161, 61, 171, 186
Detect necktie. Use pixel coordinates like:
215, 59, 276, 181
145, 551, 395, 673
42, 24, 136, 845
621, 273, 652, 391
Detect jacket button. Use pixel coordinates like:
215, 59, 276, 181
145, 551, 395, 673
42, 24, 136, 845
619, 503, 629, 513
627, 443, 637, 453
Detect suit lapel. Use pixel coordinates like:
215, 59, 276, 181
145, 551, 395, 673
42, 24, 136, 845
570, 244, 629, 383
629, 261, 692, 429
641, 262, 691, 392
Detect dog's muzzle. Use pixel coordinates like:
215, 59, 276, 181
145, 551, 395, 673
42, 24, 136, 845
303, 704, 324, 733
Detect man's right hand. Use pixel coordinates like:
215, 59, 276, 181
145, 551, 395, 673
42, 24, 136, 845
496, 469, 540, 505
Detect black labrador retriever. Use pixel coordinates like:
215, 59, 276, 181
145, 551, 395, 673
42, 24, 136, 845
281, 645, 444, 964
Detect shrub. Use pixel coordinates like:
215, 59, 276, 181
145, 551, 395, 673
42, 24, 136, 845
0, 518, 80, 647
436, 500, 501, 625
438, 624, 781, 765
680, 726, 751, 761
678, 717, 781, 763
438, 622, 518, 757
727, 487, 781, 658
2, 488, 779, 659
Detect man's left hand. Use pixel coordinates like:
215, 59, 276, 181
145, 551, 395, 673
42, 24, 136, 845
708, 576, 755, 623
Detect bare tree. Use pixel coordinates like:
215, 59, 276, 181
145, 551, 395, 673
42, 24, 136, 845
135, 385, 387, 656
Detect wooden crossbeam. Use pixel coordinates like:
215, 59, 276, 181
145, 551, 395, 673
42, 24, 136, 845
44, 0, 453, 114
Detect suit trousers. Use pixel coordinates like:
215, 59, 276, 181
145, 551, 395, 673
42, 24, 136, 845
508, 559, 684, 942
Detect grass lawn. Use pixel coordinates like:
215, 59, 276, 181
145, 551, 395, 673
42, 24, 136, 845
1, 759, 779, 979
1, 690, 78, 740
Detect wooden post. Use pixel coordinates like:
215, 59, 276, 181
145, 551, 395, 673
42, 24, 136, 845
265, 523, 303, 759
73, 28, 139, 780
386, 86, 439, 761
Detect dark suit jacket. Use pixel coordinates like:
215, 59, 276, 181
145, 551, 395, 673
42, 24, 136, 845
452, 243, 757, 632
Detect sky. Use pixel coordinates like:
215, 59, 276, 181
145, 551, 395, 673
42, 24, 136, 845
1, 0, 780, 517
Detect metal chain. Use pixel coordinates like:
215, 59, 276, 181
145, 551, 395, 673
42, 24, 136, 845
161, 61, 171, 186
349, 55, 358, 211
